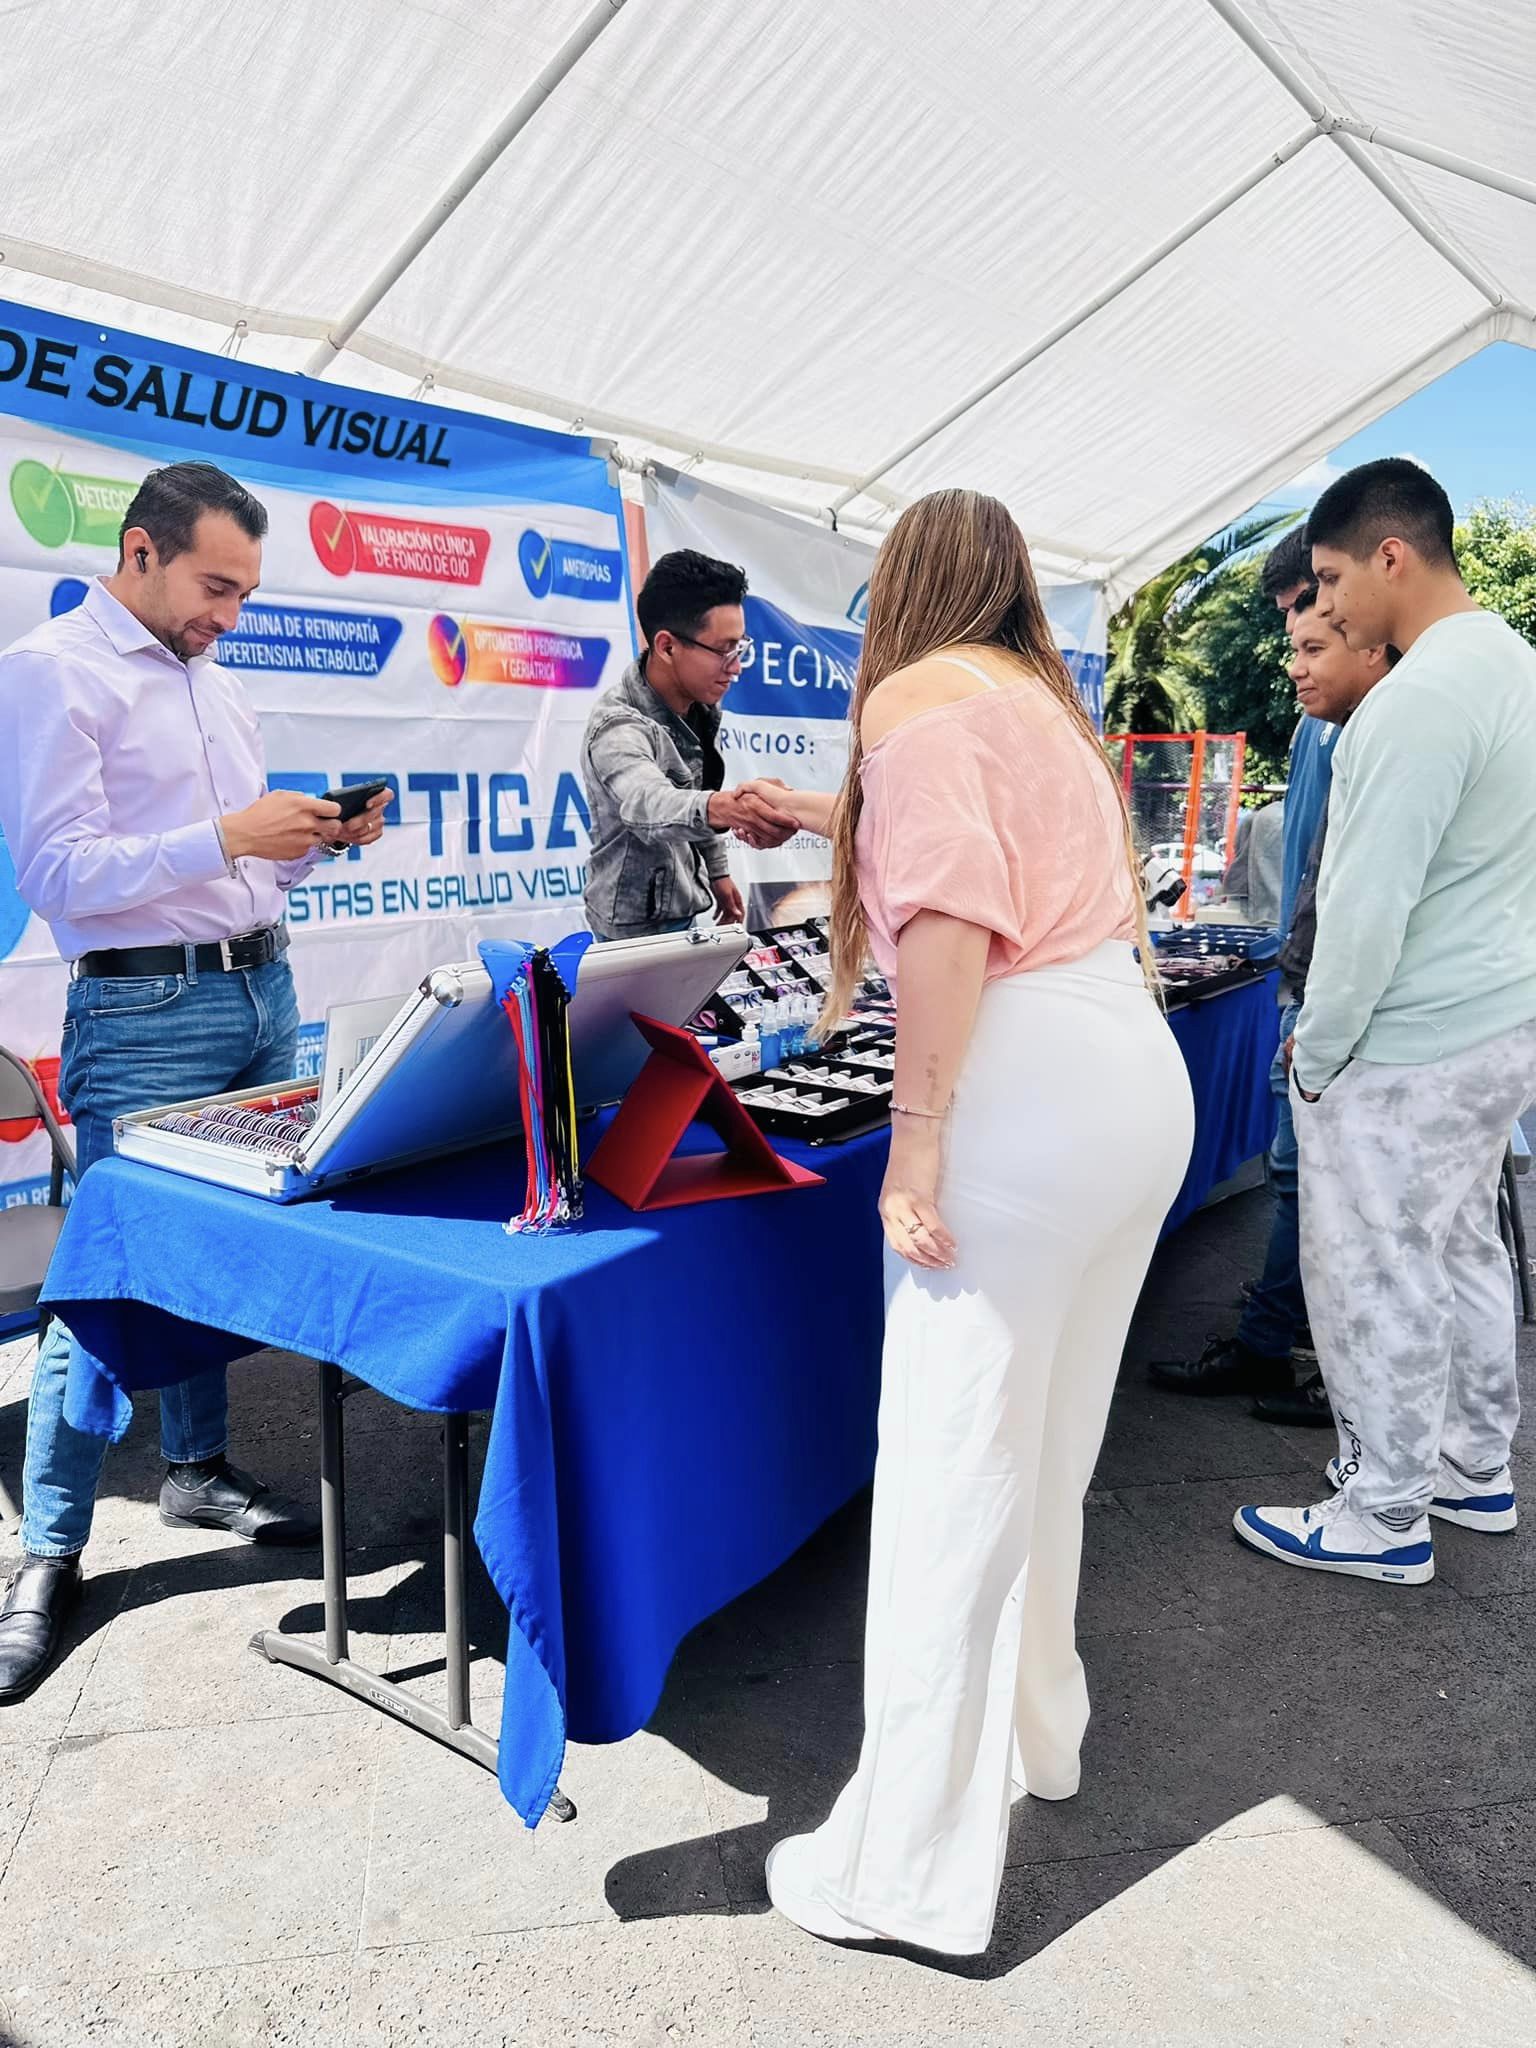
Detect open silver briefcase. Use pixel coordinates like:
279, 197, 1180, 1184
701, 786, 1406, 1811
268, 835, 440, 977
112, 926, 750, 1201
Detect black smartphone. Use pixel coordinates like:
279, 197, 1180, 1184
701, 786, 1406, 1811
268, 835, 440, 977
321, 779, 391, 821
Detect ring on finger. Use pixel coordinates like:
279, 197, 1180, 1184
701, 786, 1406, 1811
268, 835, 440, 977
906, 1219, 923, 1235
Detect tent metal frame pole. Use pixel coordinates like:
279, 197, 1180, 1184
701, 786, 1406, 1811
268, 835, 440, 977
1330, 118, 1536, 212
1330, 130, 1519, 311
630, 458, 1108, 569
1203, 0, 1523, 314
0, 233, 937, 501
628, 456, 1108, 573
1105, 312, 1497, 591
303, 0, 630, 377
825, 119, 1324, 518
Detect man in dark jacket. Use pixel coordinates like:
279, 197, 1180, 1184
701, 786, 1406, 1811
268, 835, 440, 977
1152, 581, 1392, 1420
582, 551, 796, 940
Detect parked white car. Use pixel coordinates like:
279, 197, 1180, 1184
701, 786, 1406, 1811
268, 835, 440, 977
1149, 839, 1225, 880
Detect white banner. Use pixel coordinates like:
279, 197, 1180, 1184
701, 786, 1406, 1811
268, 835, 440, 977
0, 300, 629, 1208
641, 468, 874, 932
641, 468, 1109, 931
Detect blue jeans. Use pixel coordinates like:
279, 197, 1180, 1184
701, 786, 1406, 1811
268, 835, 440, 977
1236, 1000, 1306, 1362
22, 956, 300, 1557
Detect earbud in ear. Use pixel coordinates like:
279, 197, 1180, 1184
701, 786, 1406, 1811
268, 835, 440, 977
135, 547, 148, 572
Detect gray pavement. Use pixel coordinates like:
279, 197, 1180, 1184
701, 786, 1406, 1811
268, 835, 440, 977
2, 1186, 1534, 2046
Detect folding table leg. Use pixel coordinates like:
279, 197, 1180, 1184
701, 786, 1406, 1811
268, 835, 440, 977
321, 1358, 348, 1664
250, 1364, 576, 1821
441, 1413, 576, 1823
444, 1412, 470, 1730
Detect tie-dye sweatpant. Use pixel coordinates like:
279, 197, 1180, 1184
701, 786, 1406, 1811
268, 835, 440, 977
1295, 1018, 1536, 1521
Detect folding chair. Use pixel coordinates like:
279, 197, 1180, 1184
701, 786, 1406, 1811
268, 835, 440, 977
0, 1045, 76, 1526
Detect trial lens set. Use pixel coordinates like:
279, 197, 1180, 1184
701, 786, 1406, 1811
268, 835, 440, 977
146, 1095, 319, 1161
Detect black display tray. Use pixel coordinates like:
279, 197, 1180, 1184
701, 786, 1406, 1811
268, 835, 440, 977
733, 1036, 894, 1146
1157, 957, 1271, 1011
742, 1096, 892, 1147
1151, 922, 1279, 962
693, 916, 891, 1039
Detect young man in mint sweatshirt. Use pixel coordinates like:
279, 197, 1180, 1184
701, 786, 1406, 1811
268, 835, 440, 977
1236, 459, 1536, 1585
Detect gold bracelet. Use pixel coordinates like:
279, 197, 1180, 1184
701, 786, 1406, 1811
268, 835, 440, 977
891, 1102, 947, 1119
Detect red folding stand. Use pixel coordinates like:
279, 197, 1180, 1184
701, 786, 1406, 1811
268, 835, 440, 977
586, 1014, 824, 1211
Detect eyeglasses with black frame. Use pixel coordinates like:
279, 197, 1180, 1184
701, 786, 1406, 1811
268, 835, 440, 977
667, 629, 754, 668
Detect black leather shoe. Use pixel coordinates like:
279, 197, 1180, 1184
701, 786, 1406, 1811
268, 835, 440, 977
0, 1555, 82, 1703
159, 1460, 321, 1546
1252, 1371, 1334, 1428
1149, 1337, 1292, 1398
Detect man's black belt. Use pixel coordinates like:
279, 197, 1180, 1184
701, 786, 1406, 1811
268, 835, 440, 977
74, 925, 289, 980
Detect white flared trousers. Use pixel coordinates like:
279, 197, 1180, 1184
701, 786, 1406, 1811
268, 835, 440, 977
798, 943, 1194, 1954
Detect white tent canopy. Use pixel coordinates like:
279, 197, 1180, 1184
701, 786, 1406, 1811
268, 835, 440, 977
5, 0, 1533, 598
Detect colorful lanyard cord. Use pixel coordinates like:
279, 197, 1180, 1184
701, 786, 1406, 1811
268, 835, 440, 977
498, 947, 583, 1235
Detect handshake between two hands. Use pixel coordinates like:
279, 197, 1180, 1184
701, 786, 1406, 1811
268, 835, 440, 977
706, 778, 802, 851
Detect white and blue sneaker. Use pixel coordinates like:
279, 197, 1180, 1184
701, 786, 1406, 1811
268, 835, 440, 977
1324, 1455, 1518, 1532
1427, 1463, 1518, 1532
1233, 1494, 1434, 1584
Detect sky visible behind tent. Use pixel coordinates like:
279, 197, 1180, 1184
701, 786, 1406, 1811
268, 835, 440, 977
1256, 342, 1536, 525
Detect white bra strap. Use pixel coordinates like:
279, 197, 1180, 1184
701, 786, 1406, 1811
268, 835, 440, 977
934, 654, 1000, 691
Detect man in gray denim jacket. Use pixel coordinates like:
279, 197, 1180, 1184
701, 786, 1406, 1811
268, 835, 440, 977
582, 550, 797, 941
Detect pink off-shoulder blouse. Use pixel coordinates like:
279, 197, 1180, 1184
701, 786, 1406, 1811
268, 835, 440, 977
855, 674, 1139, 983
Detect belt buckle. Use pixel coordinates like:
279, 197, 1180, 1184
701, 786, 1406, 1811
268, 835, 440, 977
218, 937, 238, 973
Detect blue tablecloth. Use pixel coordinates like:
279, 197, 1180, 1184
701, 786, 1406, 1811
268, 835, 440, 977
38, 975, 1276, 1824
1162, 971, 1282, 1235
43, 1127, 888, 1826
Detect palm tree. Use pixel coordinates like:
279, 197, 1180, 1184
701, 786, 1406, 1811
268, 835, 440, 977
1105, 510, 1298, 734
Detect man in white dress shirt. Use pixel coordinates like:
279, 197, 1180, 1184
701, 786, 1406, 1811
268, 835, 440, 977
0, 461, 390, 1702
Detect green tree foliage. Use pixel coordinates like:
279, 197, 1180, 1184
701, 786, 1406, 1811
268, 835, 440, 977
1104, 512, 1295, 738
1107, 500, 1536, 790
1456, 500, 1536, 644
1167, 558, 1297, 786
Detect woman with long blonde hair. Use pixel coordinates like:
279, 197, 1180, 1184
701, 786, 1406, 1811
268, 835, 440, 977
745, 490, 1193, 1955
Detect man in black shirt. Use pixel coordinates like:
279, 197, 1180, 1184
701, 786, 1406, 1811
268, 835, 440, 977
1153, 591, 1392, 1415
1276, 598, 1396, 1009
